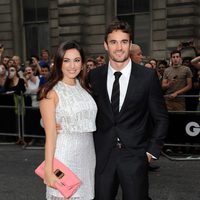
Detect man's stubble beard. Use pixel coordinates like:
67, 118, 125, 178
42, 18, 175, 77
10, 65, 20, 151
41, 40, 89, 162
109, 52, 130, 63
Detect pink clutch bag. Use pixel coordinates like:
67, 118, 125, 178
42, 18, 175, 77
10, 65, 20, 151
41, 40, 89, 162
35, 158, 81, 199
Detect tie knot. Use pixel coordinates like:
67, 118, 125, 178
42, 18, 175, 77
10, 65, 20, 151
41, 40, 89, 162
114, 71, 122, 80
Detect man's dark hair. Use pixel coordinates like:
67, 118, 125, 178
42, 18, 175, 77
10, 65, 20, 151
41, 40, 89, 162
170, 50, 181, 57
104, 18, 132, 43
87, 57, 97, 65
158, 60, 168, 67
38, 40, 89, 100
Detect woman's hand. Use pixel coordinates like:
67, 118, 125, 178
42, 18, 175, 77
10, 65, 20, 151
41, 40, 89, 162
44, 170, 61, 189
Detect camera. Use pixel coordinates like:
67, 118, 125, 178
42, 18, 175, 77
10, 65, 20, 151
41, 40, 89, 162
181, 42, 190, 47
172, 75, 178, 80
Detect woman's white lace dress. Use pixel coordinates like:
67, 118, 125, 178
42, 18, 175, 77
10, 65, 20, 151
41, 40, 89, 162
46, 80, 97, 200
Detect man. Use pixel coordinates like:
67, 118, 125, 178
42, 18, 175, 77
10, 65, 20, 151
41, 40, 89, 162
39, 49, 51, 67
39, 62, 50, 86
89, 19, 169, 200
86, 57, 97, 72
12, 55, 25, 79
2, 55, 10, 69
149, 59, 157, 69
162, 50, 192, 111
96, 55, 105, 67
182, 57, 199, 111
130, 43, 143, 64
191, 56, 200, 111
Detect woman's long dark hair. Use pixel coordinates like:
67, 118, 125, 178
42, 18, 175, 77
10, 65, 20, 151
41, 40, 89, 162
38, 40, 89, 100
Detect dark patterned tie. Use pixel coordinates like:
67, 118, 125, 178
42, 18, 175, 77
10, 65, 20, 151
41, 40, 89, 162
111, 71, 122, 115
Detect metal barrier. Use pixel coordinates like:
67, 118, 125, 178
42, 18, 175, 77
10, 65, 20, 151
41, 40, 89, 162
21, 106, 45, 138
0, 93, 23, 144
0, 93, 44, 148
0, 105, 21, 144
0, 93, 199, 156
162, 94, 200, 161
162, 111, 200, 160
21, 105, 45, 150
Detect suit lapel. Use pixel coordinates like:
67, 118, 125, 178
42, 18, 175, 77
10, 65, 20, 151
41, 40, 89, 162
119, 62, 137, 115
99, 66, 114, 118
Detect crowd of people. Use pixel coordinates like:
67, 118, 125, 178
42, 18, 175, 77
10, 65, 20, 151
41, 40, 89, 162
0, 38, 199, 111
0, 44, 106, 107
0, 18, 199, 200
130, 41, 200, 112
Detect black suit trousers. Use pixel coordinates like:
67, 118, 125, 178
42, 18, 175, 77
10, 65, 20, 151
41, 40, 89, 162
94, 148, 149, 200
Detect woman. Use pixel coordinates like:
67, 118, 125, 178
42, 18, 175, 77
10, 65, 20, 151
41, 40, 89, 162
157, 60, 168, 83
3, 64, 26, 144
4, 64, 26, 97
38, 41, 97, 200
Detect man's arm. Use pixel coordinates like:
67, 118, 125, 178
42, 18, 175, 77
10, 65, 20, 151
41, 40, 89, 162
191, 56, 200, 70
169, 78, 192, 98
162, 78, 170, 90
162, 78, 177, 91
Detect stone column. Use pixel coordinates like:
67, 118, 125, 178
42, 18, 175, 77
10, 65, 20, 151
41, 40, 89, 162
166, 0, 199, 57
151, 0, 167, 60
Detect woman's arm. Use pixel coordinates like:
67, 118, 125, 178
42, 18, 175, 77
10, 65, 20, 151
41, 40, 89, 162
39, 90, 59, 188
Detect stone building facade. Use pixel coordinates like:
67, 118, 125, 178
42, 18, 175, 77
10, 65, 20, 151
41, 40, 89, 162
0, 0, 199, 63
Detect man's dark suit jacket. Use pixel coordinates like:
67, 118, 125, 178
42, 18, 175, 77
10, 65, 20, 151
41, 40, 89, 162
89, 62, 169, 173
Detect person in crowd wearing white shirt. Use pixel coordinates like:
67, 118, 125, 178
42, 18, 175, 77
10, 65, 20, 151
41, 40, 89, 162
24, 66, 40, 107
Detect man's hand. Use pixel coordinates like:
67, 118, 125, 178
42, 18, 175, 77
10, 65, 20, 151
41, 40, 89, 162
56, 123, 61, 133
146, 152, 153, 163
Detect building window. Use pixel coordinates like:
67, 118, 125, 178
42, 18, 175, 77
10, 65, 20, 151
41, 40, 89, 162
23, 0, 49, 59
116, 0, 151, 56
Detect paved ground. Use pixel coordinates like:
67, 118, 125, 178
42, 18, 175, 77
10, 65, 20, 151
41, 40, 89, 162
0, 144, 200, 200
